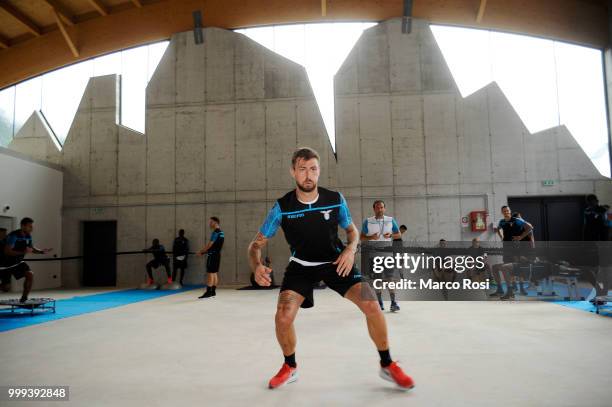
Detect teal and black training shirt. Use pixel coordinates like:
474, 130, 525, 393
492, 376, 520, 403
4, 229, 33, 267
209, 228, 224, 254
260, 187, 352, 263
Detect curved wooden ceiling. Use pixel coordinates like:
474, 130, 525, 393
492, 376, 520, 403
0, 0, 608, 89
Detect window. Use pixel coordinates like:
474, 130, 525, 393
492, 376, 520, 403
0, 41, 169, 146
237, 23, 376, 152
431, 25, 610, 177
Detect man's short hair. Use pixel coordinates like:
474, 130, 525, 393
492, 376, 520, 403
0, 227, 7, 233
20, 217, 33, 226
178, 229, 185, 236
586, 194, 598, 202
373, 200, 385, 208
501, 205, 509, 211
210, 216, 220, 224
399, 225, 407, 230
152, 238, 159, 245
291, 147, 320, 168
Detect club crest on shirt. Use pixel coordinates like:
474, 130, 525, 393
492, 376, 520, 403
320, 210, 332, 220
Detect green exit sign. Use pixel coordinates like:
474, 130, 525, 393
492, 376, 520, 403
542, 180, 555, 186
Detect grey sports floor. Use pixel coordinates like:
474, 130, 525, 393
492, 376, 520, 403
1, 288, 611, 406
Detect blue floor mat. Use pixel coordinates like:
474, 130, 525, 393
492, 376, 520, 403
554, 300, 612, 316
0, 285, 201, 333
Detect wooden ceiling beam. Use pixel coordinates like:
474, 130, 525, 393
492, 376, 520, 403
476, 0, 488, 23
87, 0, 109, 16
0, 0, 608, 89
0, 35, 9, 49
43, 0, 75, 26
131, 0, 143, 8
52, 8, 79, 57
0, 2, 42, 37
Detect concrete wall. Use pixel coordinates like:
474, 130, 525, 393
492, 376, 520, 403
334, 19, 611, 242
11, 28, 336, 287
0, 147, 62, 291
8, 20, 611, 287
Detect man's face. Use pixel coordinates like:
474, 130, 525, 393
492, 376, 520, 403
0, 230, 6, 240
373, 202, 385, 218
22, 223, 33, 234
291, 158, 320, 193
472, 238, 480, 248
209, 220, 215, 229
502, 207, 511, 220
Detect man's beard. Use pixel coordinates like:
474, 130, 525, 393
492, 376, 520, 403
296, 180, 316, 193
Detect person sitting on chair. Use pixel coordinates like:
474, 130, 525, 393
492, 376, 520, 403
465, 237, 490, 283
432, 239, 456, 300
144, 239, 172, 286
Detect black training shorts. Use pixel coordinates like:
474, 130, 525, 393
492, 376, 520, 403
206, 253, 221, 273
1, 262, 31, 282
147, 259, 169, 269
173, 259, 188, 269
280, 261, 364, 308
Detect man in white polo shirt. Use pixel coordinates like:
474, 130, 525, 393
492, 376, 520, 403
361, 200, 402, 311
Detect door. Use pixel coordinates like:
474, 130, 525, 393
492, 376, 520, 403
82, 221, 117, 286
545, 199, 584, 241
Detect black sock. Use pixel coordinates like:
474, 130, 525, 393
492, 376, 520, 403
284, 353, 296, 368
212, 286, 216, 293
379, 349, 392, 367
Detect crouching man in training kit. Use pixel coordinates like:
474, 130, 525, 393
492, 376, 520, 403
144, 239, 172, 285
248, 147, 414, 390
